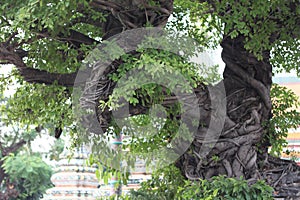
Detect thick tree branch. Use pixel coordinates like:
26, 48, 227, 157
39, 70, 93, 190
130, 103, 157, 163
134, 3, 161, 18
32, 29, 99, 49
1, 43, 91, 88
1, 139, 26, 156
0, 44, 78, 86
17, 66, 77, 87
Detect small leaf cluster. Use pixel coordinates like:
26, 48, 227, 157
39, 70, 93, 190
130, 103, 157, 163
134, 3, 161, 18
47, 138, 65, 160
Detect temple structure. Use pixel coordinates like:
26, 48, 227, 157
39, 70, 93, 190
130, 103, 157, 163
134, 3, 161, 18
42, 146, 101, 200
43, 141, 151, 199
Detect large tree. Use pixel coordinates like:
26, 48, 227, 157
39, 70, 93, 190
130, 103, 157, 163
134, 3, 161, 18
1, 0, 300, 198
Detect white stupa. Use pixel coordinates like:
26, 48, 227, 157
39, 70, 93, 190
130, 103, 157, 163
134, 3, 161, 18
42, 145, 100, 200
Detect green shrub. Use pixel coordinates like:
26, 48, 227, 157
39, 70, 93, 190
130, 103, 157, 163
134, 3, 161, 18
177, 176, 274, 200
2, 153, 53, 200
127, 167, 273, 200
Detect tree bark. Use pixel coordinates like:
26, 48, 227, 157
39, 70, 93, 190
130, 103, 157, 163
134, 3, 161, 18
174, 35, 300, 198
86, 33, 300, 199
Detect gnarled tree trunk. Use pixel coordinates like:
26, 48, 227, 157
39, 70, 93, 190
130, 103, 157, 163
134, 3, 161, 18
175, 35, 300, 198
80, 1, 300, 199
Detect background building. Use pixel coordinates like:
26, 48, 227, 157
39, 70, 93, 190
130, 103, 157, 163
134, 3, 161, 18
274, 76, 300, 166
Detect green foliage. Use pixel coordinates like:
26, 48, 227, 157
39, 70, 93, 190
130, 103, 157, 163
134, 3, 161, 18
268, 84, 300, 156
271, 39, 300, 75
129, 165, 185, 200
174, 0, 300, 74
2, 153, 53, 200
126, 167, 273, 200
219, 0, 299, 65
177, 176, 273, 200
0, 0, 103, 138
0, 115, 56, 200
0, 0, 102, 72
0, 76, 73, 137
171, 0, 222, 49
